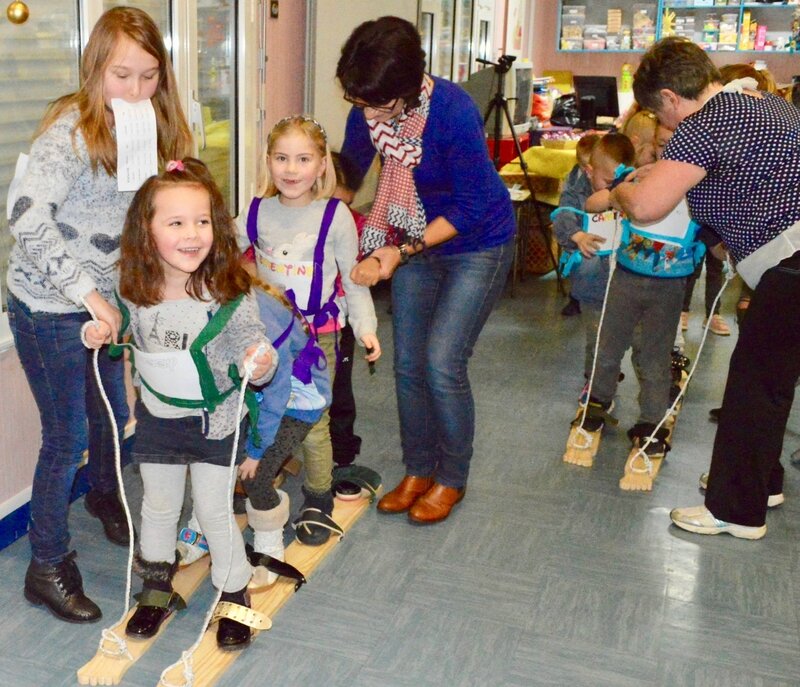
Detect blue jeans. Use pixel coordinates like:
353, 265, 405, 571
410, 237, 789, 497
391, 240, 513, 488
7, 294, 129, 564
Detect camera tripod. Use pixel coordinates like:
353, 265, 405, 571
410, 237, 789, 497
478, 55, 561, 292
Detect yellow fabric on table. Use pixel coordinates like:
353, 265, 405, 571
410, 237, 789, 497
499, 146, 577, 206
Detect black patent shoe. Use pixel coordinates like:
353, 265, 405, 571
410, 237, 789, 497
85, 489, 136, 547
125, 589, 186, 639
216, 589, 252, 652
24, 552, 102, 623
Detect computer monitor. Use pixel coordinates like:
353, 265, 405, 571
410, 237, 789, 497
573, 75, 620, 129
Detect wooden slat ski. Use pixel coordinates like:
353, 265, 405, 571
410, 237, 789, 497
619, 368, 688, 491
76, 514, 247, 687
158, 492, 379, 687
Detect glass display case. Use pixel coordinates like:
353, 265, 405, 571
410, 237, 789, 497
0, 2, 81, 307
454, 0, 476, 82
196, 1, 237, 213
559, 0, 799, 52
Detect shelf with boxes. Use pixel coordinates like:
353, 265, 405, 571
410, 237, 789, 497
559, 1, 800, 53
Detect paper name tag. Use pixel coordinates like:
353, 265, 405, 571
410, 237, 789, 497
587, 210, 623, 254
627, 199, 695, 245
112, 98, 158, 192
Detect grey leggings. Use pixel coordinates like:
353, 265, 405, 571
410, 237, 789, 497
242, 416, 313, 510
139, 462, 251, 592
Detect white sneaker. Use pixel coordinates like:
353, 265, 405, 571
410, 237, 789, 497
698, 472, 784, 507
670, 505, 766, 540
177, 527, 209, 566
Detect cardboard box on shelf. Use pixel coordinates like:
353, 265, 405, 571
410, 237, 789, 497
607, 8, 622, 34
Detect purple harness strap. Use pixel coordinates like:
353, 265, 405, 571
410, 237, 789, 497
271, 312, 327, 384
248, 196, 341, 366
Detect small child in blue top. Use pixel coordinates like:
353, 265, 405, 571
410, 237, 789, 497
553, 133, 607, 385
177, 279, 331, 585
584, 126, 701, 455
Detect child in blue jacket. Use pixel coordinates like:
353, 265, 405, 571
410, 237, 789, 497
178, 281, 331, 583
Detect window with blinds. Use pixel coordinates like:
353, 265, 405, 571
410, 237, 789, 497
0, 3, 81, 309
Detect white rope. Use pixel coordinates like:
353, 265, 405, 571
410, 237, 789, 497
628, 255, 736, 474
158, 346, 265, 687
572, 215, 621, 440
80, 297, 135, 662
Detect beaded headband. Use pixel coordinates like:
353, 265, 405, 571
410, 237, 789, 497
272, 115, 327, 143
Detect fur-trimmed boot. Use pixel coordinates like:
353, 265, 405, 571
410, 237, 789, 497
246, 490, 289, 586
125, 553, 184, 639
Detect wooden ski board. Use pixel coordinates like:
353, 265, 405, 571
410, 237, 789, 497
563, 423, 602, 467
563, 406, 603, 467
158, 491, 379, 687
619, 374, 686, 491
619, 448, 666, 491
76, 514, 247, 687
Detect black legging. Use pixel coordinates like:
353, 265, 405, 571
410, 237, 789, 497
242, 416, 312, 510
682, 251, 723, 317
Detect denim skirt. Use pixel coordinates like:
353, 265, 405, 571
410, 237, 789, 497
132, 400, 246, 467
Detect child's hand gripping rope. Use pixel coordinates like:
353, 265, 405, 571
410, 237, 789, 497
243, 342, 273, 380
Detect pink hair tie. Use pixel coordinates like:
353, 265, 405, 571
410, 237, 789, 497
166, 160, 185, 172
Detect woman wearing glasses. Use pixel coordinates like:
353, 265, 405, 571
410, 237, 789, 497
337, 16, 515, 524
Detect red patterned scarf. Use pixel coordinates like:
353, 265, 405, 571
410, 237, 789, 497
361, 75, 433, 254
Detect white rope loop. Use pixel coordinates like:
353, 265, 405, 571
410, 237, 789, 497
628, 255, 735, 474
80, 296, 136, 663
573, 214, 620, 435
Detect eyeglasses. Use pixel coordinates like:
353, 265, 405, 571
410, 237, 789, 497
344, 96, 400, 114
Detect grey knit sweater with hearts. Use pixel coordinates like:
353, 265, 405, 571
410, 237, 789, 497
7, 109, 134, 313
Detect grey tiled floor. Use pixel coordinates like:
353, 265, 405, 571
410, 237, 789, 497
1, 274, 798, 686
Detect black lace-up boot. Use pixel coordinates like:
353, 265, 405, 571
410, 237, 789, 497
24, 551, 102, 623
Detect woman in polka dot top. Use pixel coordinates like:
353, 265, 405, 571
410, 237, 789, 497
608, 37, 800, 541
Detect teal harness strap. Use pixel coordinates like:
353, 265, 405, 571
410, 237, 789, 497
109, 293, 255, 417
551, 207, 586, 278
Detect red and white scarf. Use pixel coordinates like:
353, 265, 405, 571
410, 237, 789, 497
361, 75, 433, 254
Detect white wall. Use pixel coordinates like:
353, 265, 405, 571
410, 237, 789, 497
305, 0, 419, 152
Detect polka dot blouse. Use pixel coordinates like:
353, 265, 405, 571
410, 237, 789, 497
662, 91, 800, 262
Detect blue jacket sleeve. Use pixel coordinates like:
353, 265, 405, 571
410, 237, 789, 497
424, 90, 506, 238
246, 294, 294, 459
552, 166, 590, 250
340, 108, 377, 189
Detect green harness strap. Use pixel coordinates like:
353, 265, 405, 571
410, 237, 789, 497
110, 294, 261, 443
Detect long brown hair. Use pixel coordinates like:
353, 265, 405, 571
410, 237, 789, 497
36, 7, 192, 175
119, 158, 251, 306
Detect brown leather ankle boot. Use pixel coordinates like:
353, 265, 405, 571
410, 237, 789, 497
377, 475, 434, 513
